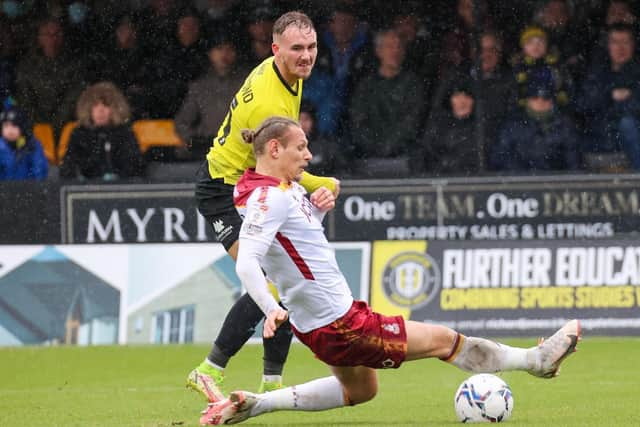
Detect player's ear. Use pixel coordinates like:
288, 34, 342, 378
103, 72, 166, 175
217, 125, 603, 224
272, 41, 279, 56
269, 139, 279, 158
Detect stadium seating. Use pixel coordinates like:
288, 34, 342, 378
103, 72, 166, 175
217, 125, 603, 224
33, 123, 57, 164
132, 119, 184, 153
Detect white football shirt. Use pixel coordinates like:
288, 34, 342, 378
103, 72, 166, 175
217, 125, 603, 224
234, 169, 353, 333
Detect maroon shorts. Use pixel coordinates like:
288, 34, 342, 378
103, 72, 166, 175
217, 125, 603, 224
291, 300, 407, 369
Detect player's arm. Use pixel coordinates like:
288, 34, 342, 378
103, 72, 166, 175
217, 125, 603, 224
235, 188, 289, 337
299, 171, 340, 197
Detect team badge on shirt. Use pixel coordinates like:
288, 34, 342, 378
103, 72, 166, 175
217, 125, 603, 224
243, 206, 267, 235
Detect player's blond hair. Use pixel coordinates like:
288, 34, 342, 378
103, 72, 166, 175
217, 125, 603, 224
241, 116, 300, 156
273, 11, 315, 36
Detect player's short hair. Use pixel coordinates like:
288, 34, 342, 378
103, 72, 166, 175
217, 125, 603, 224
273, 11, 315, 36
241, 116, 300, 156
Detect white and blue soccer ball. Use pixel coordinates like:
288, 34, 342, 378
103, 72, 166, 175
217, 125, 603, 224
454, 374, 514, 423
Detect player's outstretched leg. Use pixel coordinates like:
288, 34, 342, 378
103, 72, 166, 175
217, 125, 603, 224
527, 319, 581, 378
187, 293, 264, 402
200, 376, 347, 425
444, 319, 581, 378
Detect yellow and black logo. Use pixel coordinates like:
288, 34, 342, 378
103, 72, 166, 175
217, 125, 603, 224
382, 252, 441, 309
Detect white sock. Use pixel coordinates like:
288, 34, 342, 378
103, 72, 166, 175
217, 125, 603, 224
204, 358, 224, 372
250, 376, 345, 416
262, 374, 282, 384
449, 336, 533, 373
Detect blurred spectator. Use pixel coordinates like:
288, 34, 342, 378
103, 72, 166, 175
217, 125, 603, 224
175, 33, 246, 160
439, 0, 492, 77
148, 7, 208, 118
136, 0, 179, 59
510, 25, 572, 110
578, 23, 640, 171
299, 101, 342, 176
590, 0, 638, 64
60, 82, 145, 181
0, 0, 39, 57
532, 0, 590, 81
199, 0, 245, 36
15, 17, 86, 135
0, 106, 48, 180
242, 6, 276, 66
414, 81, 481, 177
63, 0, 98, 57
489, 79, 580, 172
348, 29, 423, 178
91, 14, 150, 119
431, 31, 516, 146
304, 3, 373, 137
391, 5, 439, 95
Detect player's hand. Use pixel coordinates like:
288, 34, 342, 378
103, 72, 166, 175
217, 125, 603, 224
264, 308, 288, 338
332, 178, 341, 197
310, 186, 336, 212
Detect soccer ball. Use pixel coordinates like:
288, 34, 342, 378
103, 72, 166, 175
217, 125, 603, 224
454, 374, 514, 423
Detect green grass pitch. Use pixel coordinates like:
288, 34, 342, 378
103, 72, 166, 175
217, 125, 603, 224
1, 337, 637, 426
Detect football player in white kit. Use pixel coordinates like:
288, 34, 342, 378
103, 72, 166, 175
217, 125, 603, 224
200, 116, 582, 425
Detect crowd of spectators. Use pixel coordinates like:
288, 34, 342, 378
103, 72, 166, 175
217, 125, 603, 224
1, 0, 640, 182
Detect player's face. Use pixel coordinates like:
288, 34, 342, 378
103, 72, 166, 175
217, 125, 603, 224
279, 126, 312, 181
273, 26, 317, 83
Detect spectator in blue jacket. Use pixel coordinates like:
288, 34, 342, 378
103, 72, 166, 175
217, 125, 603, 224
578, 23, 640, 171
489, 79, 580, 173
0, 106, 48, 180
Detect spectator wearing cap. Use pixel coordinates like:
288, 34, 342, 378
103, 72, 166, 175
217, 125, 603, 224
414, 80, 483, 177
510, 25, 572, 111
578, 23, 640, 171
174, 33, 247, 160
489, 78, 580, 172
0, 106, 48, 180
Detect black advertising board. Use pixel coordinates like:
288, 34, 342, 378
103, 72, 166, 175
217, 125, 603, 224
53, 174, 640, 244
327, 174, 640, 241
60, 184, 215, 243
0, 180, 60, 244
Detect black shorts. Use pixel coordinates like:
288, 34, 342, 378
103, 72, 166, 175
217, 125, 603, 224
195, 161, 242, 250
